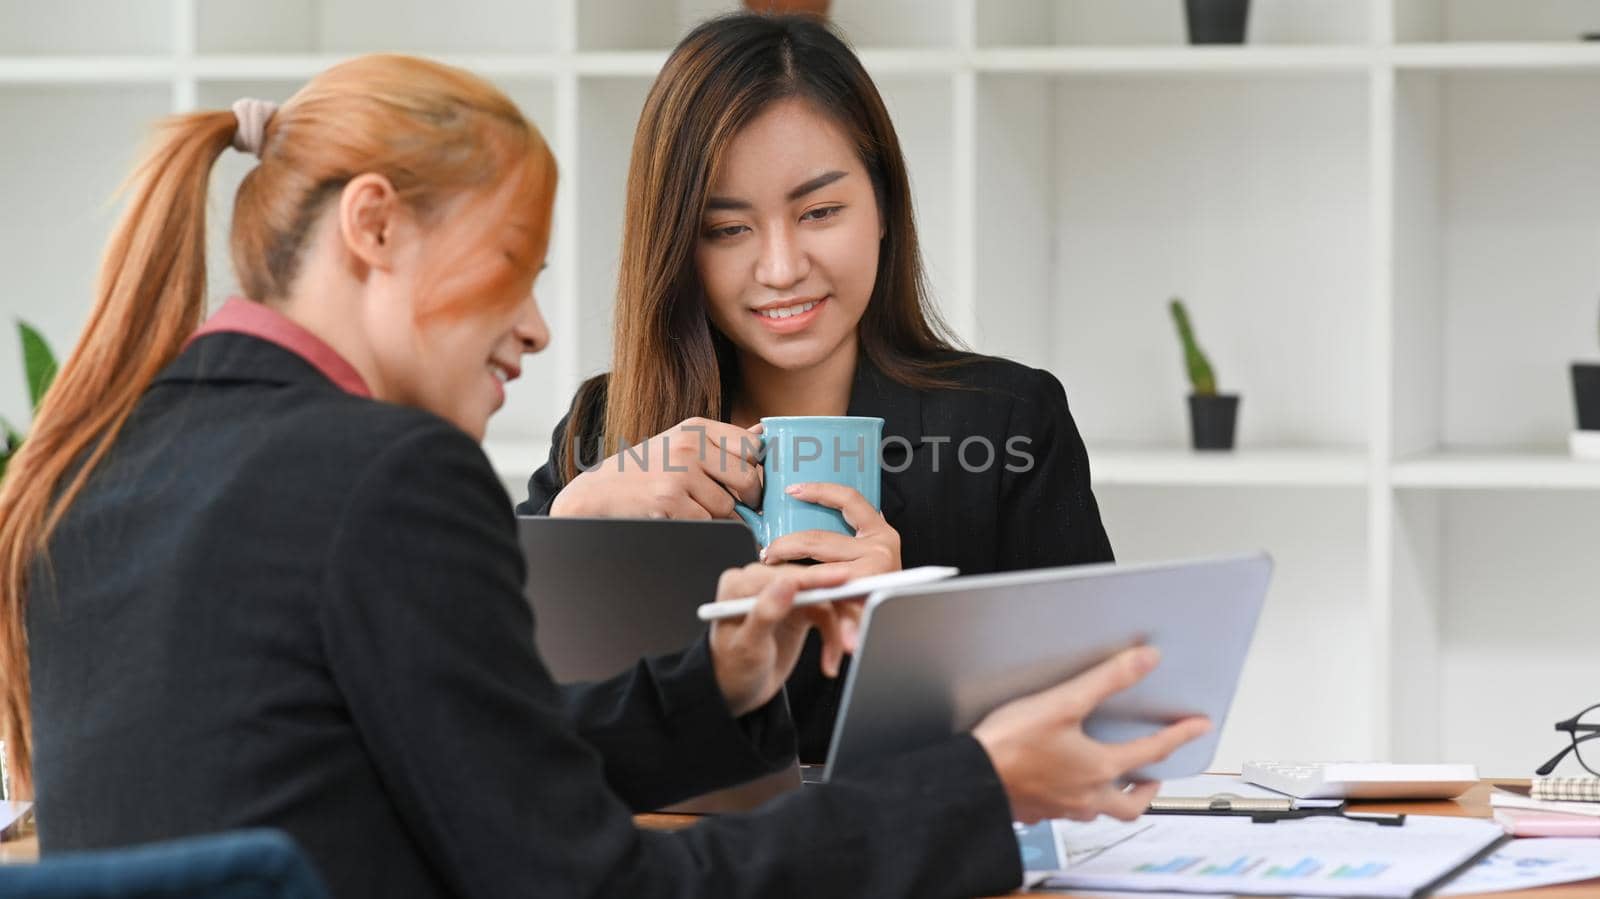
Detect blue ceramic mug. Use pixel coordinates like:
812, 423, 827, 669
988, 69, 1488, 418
734, 416, 884, 547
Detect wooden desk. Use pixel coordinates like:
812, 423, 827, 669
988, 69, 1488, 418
0, 835, 36, 865
640, 781, 1600, 898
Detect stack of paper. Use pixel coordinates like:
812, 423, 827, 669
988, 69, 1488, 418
1490, 788, 1600, 817
1489, 788, 1600, 837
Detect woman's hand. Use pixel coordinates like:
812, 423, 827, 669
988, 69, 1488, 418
707, 563, 860, 717
760, 482, 901, 579
550, 418, 763, 520
973, 646, 1212, 824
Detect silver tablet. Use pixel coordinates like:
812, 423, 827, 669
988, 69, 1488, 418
822, 553, 1272, 782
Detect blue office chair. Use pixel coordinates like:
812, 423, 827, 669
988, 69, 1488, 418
0, 828, 328, 899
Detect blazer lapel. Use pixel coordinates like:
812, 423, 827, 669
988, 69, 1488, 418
847, 355, 923, 526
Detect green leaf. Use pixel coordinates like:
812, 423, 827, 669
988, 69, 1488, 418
0, 418, 14, 480
18, 320, 58, 413
0, 416, 17, 482
1168, 298, 1218, 396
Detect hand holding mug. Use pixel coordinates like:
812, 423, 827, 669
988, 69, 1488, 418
551, 417, 763, 520
760, 481, 901, 580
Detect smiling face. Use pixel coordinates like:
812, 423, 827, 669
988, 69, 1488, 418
365, 172, 553, 440
694, 97, 882, 378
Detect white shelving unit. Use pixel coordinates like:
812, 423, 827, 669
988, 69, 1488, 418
3, 0, 1599, 776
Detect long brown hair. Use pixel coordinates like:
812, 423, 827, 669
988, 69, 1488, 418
562, 13, 963, 480
0, 54, 557, 798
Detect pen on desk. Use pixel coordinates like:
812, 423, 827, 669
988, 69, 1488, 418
696, 565, 959, 621
1146, 802, 1407, 826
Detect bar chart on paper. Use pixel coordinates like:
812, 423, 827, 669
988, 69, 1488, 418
1130, 854, 1387, 880
1033, 815, 1505, 898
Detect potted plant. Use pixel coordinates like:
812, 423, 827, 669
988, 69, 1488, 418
742, 0, 831, 18
1572, 298, 1600, 459
0, 320, 60, 483
1185, 0, 1250, 44
1169, 298, 1239, 451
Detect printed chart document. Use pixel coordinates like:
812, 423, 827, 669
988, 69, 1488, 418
1022, 813, 1505, 897
1439, 838, 1600, 895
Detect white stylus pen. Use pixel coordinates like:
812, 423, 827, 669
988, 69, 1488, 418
696, 565, 959, 622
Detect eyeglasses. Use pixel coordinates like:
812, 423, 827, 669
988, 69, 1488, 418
1535, 703, 1600, 777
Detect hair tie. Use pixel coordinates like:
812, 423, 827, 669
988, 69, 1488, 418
231, 98, 279, 158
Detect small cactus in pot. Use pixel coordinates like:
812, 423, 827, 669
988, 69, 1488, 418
1169, 298, 1239, 451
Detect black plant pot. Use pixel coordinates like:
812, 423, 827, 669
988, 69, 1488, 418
1185, 0, 1251, 44
1188, 394, 1240, 451
1574, 363, 1600, 431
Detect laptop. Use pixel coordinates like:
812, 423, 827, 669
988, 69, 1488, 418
820, 553, 1272, 783
516, 516, 802, 811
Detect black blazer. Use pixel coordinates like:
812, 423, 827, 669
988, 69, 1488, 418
27, 333, 1022, 898
520, 351, 1115, 758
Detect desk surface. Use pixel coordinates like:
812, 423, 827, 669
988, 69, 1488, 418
5, 782, 1597, 896
639, 781, 1600, 898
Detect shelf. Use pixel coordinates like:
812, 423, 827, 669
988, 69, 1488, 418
0, 0, 172, 57
7, 44, 1600, 86
193, 0, 566, 56
191, 54, 567, 80
1088, 447, 1369, 487
0, 58, 175, 83
974, 46, 1371, 75
1392, 42, 1600, 70
1393, 451, 1600, 490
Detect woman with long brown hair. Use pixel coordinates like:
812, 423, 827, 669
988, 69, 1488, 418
0, 51, 1203, 897
522, 13, 1115, 760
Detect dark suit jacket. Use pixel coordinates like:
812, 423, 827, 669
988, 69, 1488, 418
27, 333, 1021, 898
520, 351, 1115, 759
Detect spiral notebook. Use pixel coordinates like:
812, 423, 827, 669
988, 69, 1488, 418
1533, 776, 1600, 803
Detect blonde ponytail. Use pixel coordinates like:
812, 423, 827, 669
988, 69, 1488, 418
0, 109, 236, 798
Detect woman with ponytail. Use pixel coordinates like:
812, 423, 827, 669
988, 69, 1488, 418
0, 52, 1204, 899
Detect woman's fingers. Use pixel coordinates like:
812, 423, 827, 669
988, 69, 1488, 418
672, 419, 765, 506
762, 530, 862, 565
681, 470, 738, 519
803, 604, 846, 678
1113, 716, 1212, 773
1028, 646, 1161, 723
1101, 781, 1161, 821
701, 446, 763, 508
781, 482, 883, 532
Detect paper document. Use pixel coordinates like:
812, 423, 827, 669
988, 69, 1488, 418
1026, 813, 1504, 898
1438, 838, 1600, 895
